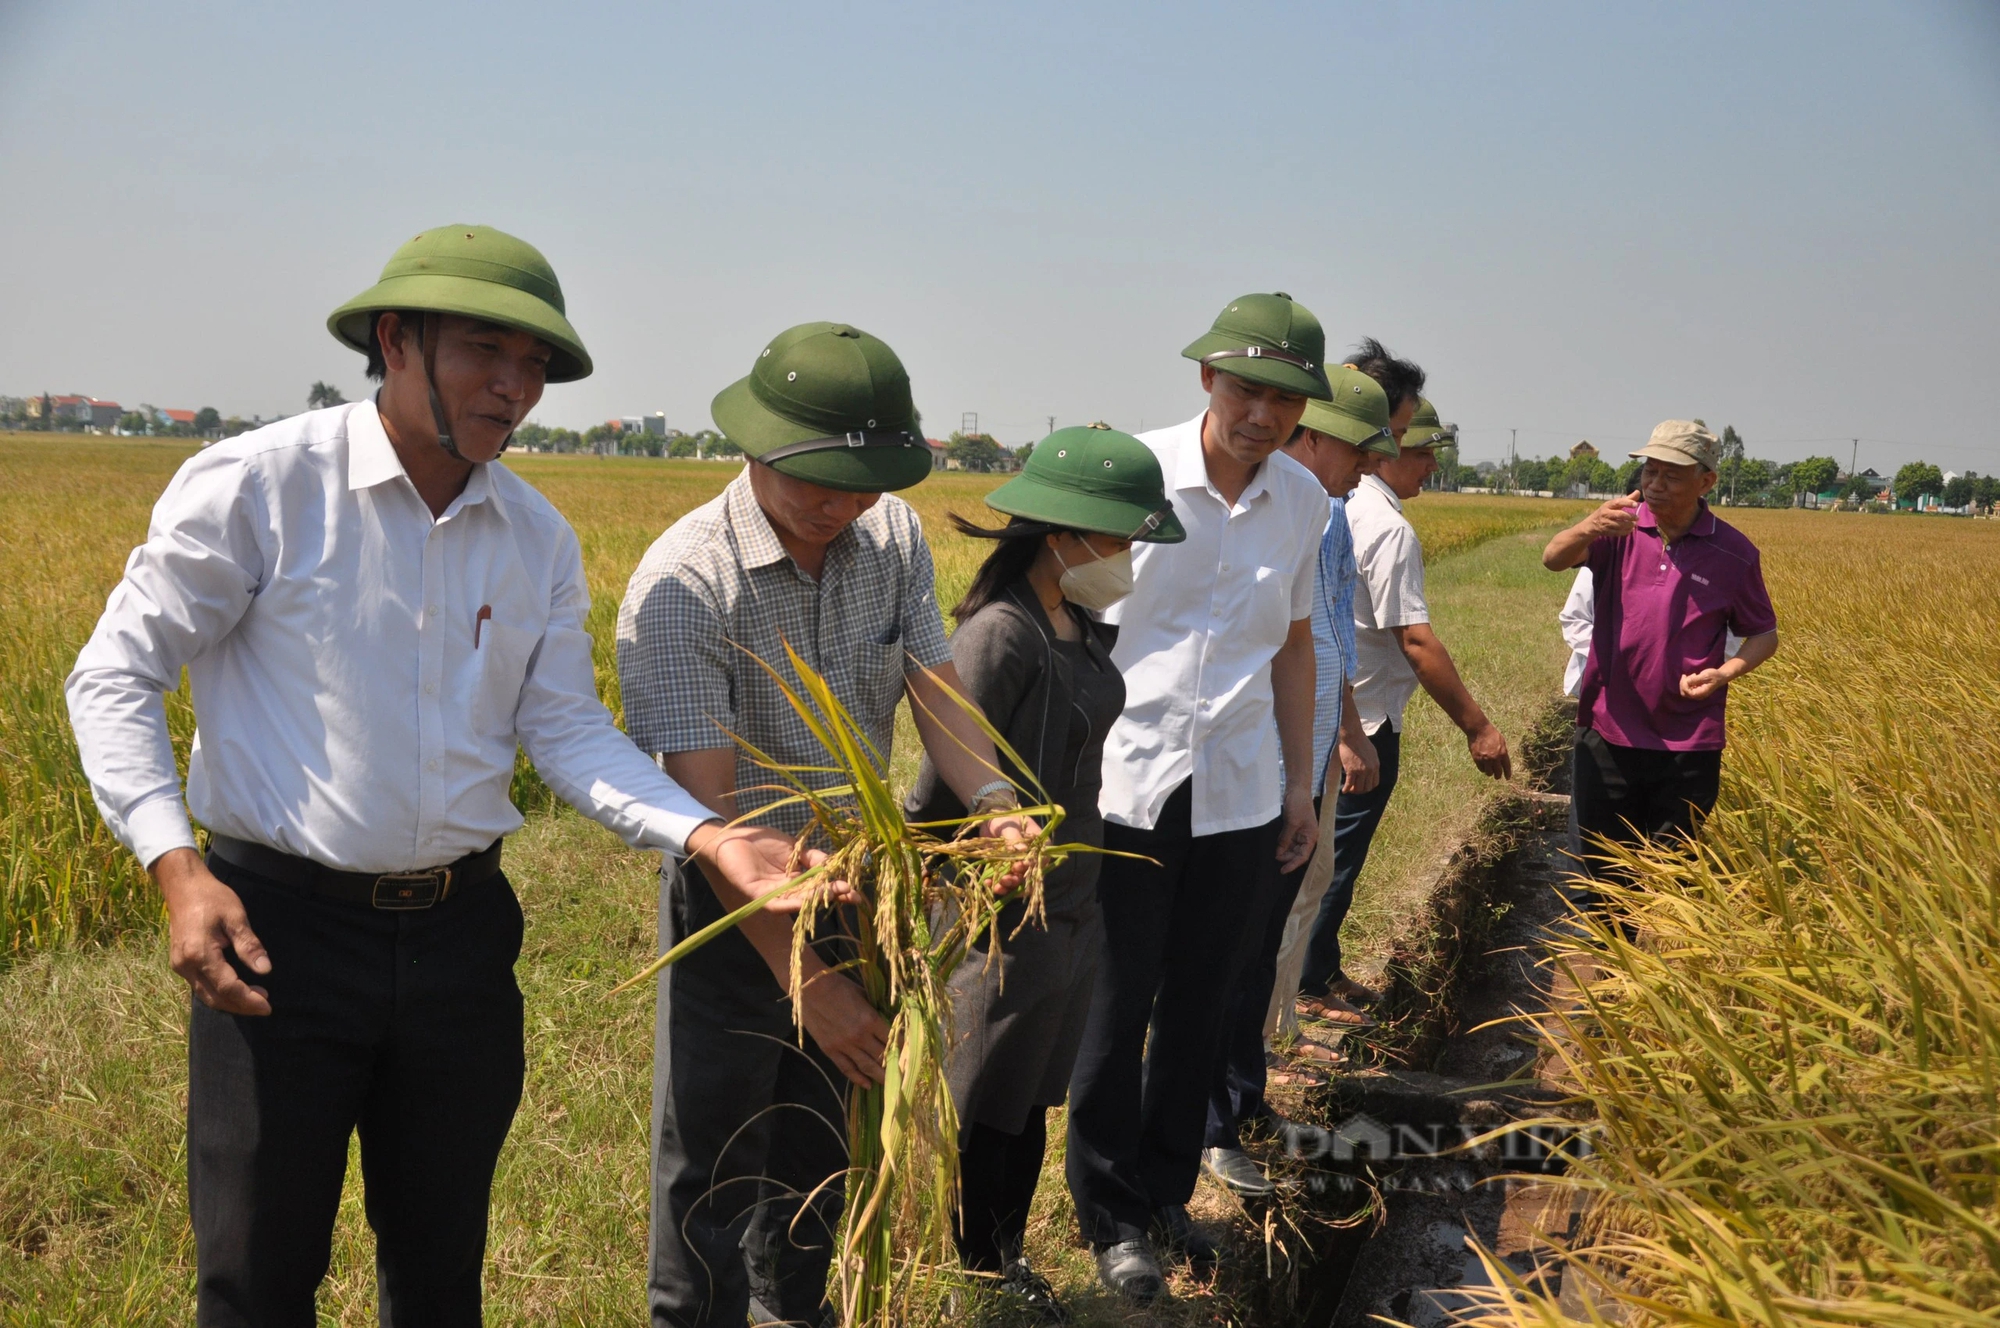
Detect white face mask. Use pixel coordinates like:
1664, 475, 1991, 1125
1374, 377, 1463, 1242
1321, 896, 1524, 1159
1053, 539, 1135, 611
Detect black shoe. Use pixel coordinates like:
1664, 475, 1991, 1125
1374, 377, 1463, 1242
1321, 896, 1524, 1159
1092, 1238, 1165, 1304
1202, 1145, 1276, 1197
998, 1256, 1070, 1323
1150, 1204, 1221, 1271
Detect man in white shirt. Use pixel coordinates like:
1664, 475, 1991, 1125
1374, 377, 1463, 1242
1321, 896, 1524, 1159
1067, 293, 1331, 1303
1295, 381, 1513, 1014
1200, 365, 1397, 1199
66, 226, 807, 1327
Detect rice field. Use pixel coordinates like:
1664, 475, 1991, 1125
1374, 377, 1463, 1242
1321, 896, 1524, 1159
1467, 509, 2000, 1325
0, 433, 1585, 961
7, 429, 1994, 1324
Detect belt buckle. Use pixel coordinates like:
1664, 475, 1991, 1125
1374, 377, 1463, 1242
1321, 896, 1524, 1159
372, 869, 449, 910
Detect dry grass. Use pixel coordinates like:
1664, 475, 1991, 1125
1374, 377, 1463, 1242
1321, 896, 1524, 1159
1461, 510, 2000, 1326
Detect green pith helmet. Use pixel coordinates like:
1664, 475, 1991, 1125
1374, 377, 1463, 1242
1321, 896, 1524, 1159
1402, 397, 1455, 450
1298, 367, 1398, 457
1180, 292, 1332, 400
711, 321, 931, 493
327, 224, 592, 381
986, 425, 1186, 543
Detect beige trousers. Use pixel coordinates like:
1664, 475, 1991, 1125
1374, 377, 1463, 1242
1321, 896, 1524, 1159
1263, 789, 1343, 1042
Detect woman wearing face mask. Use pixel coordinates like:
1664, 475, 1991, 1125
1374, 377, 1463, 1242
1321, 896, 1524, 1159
907, 424, 1183, 1320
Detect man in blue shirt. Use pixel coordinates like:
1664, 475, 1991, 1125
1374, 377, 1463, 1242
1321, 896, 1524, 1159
1201, 366, 1398, 1196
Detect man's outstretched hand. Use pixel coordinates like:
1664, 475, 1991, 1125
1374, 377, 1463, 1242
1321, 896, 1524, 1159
686, 821, 852, 913
153, 847, 272, 1016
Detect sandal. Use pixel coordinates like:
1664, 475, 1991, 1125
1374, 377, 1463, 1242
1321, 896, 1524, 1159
1296, 992, 1376, 1028
1288, 1038, 1348, 1068
1265, 1050, 1328, 1088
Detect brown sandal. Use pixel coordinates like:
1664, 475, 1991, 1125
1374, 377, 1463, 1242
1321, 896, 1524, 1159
1296, 993, 1376, 1028
1265, 1051, 1329, 1089
1289, 1037, 1347, 1067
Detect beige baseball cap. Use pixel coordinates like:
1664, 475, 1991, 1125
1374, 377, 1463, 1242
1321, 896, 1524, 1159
1630, 419, 1720, 472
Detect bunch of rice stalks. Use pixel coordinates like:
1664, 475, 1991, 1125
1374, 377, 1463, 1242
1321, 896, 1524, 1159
617, 643, 1095, 1327
1459, 514, 2000, 1326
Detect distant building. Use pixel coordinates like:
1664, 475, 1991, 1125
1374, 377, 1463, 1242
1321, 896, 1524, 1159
161, 409, 197, 430
926, 437, 948, 470
617, 417, 643, 434
38, 394, 90, 425
1569, 440, 1599, 462
88, 398, 121, 432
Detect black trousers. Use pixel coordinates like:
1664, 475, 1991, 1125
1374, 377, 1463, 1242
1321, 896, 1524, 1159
650, 856, 846, 1328
188, 852, 526, 1328
954, 1109, 1049, 1272
1570, 727, 1722, 877
1065, 781, 1277, 1245
1300, 726, 1402, 995
1205, 796, 1319, 1150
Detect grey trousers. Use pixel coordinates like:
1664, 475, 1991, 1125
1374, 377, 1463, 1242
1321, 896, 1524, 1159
649, 856, 847, 1328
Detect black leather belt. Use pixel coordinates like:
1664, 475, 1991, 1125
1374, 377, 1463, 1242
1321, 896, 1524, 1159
208, 835, 503, 911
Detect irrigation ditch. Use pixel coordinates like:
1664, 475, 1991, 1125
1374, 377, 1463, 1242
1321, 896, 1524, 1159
1200, 697, 1600, 1327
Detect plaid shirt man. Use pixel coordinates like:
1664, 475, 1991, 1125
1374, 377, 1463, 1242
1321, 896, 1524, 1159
1307, 495, 1358, 799
616, 471, 952, 837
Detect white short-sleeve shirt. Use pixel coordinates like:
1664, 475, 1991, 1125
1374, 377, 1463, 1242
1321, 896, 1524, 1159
1098, 413, 1325, 836
1348, 474, 1430, 734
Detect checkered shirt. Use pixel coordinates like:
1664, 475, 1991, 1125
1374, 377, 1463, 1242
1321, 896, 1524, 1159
1308, 495, 1359, 799
615, 472, 952, 837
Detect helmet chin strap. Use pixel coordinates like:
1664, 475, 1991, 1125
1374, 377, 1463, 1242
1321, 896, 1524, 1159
417, 314, 514, 460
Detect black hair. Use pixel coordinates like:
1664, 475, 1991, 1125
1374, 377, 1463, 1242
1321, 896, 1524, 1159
948, 512, 1061, 623
1345, 337, 1426, 410
363, 310, 425, 381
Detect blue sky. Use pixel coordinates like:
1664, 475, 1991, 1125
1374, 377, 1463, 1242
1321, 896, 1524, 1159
3, 0, 1995, 471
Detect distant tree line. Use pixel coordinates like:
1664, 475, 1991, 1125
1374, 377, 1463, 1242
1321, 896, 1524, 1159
510, 421, 743, 459
1472, 423, 1996, 513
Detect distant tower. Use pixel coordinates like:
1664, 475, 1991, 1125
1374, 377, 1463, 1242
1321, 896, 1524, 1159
961, 412, 979, 437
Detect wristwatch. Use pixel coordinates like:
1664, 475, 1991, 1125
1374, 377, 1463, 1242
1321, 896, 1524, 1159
967, 779, 1019, 816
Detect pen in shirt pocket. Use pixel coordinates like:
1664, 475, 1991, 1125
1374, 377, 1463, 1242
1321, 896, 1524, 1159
474, 604, 492, 648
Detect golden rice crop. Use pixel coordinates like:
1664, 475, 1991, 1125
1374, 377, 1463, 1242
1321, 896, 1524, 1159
1461, 510, 2000, 1326
0, 431, 1559, 960
0, 438, 196, 952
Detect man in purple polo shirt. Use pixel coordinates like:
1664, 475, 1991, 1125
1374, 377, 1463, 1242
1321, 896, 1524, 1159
1542, 420, 1779, 875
